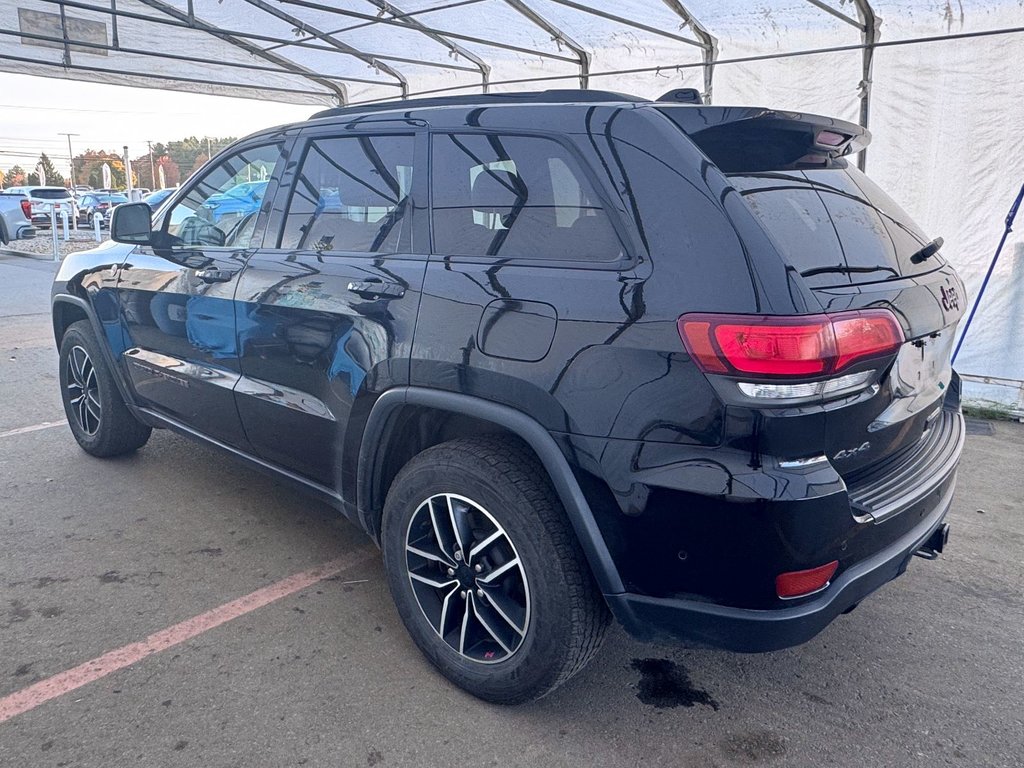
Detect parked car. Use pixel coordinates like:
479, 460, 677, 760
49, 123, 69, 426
0, 192, 36, 244
141, 188, 174, 210
51, 90, 965, 704
77, 192, 129, 227
200, 180, 268, 225
4, 186, 76, 227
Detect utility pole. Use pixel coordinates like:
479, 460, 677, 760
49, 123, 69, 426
206, 136, 212, 158
123, 144, 134, 198
59, 132, 79, 189
146, 140, 156, 189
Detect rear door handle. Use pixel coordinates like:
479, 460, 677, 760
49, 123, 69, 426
347, 279, 405, 299
195, 268, 234, 283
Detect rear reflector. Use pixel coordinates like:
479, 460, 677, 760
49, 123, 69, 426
776, 561, 838, 599
678, 310, 903, 378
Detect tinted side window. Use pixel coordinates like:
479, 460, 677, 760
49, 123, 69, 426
160, 143, 281, 249
279, 135, 414, 254
431, 133, 622, 261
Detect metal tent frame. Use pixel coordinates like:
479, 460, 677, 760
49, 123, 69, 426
3, 1, 1023, 166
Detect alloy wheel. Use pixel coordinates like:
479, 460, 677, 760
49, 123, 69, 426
405, 493, 530, 664
66, 345, 101, 436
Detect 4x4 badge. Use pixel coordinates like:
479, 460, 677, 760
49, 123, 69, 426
834, 441, 871, 460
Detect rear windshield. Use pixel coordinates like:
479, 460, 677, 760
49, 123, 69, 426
98, 195, 128, 203
31, 188, 71, 200
729, 167, 943, 287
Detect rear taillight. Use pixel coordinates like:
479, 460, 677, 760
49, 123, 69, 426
678, 310, 903, 400
19, 199, 31, 219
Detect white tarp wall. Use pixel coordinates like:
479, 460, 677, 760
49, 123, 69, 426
1, 0, 1022, 408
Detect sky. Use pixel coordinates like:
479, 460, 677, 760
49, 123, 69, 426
0, 72, 314, 181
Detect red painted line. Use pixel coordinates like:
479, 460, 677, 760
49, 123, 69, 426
0, 551, 373, 724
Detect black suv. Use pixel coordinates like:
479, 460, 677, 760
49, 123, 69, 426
51, 90, 964, 704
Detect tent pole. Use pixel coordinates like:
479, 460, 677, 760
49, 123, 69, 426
852, 1, 879, 171
362, 0, 491, 94
502, 0, 590, 88
659, 0, 717, 102
952, 182, 1024, 365
238, 0, 409, 97
136, 0, 349, 104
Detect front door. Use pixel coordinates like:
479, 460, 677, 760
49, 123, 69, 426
117, 142, 288, 450
233, 130, 426, 489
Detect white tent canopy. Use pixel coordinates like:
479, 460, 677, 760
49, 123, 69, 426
3, 0, 1023, 408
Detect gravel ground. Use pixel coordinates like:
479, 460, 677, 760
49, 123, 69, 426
4, 231, 108, 259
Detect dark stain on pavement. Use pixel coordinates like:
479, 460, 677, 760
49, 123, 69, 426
188, 547, 223, 557
6, 576, 71, 589
40, 606, 63, 618
719, 730, 787, 763
367, 748, 383, 766
173, 740, 189, 751
14, 662, 34, 677
9, 599, 31, 623
98, 570, 127, 584
631, 658, 719, 710
33, 576, 70, 589
802, 691, 831, 706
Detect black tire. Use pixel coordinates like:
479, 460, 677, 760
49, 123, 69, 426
58, 320, 152, 457
381, 436, 609, 704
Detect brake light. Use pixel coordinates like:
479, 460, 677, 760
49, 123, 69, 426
19, 199, 31, 219
816, 130, 847, 147
678, 310, 903, 378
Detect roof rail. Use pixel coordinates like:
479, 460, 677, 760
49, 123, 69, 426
309, 89, 647, 120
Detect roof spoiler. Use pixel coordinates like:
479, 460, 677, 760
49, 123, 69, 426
657, 106, 870, 167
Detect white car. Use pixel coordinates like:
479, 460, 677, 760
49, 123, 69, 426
4, 186, 77, 228
0, 193, 36, 244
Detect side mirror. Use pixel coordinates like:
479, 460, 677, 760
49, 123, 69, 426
110, 202, 153, 245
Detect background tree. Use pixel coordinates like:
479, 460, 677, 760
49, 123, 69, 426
36, 153, 65, 187
74, 151, 136, 189
5, 165, 26, 186
188, 152, 210, 178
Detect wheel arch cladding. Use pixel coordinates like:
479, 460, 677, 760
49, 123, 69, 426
358, 387, 625, 595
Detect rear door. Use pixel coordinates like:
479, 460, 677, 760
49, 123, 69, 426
117, 141, 288, 450
233, 127, 427, 489
410, 128, 642, 439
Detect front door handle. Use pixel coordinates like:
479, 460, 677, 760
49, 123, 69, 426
347, 279, 405, 299
195, 268, 234, 284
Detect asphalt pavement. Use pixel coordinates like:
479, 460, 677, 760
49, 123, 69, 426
1, 250, 1022, 767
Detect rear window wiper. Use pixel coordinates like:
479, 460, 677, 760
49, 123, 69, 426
910, 237, 943, 264
800, 264, 900, 279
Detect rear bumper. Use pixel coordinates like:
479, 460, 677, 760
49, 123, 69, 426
606, 474, 956, 652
